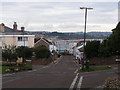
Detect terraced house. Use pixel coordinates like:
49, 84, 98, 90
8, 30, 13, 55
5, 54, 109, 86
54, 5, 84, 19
0, 22, 35, 48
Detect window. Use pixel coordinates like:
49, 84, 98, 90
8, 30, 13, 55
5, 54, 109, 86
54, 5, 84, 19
18, 37, 28, 41
23, 37, 28, 41
18, 37, 22, 41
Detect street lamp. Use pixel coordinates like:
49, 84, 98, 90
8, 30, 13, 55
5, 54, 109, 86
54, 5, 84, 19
80, 7, 93, 70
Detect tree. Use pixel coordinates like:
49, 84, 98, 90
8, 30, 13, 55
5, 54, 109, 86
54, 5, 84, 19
108, 22, 120, 55
16, 46, 33, 59
34, 45, 51, 59
2, 45, 17, 61
99, 22, 120, 57
85, 41, 100, 59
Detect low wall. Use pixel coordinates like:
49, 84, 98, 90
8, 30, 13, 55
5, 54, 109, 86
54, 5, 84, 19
31, 55, 58, 65
89, 56, 117, 65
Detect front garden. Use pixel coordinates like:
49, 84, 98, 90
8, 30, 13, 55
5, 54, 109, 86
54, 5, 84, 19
1, 45, 60, 74
1, 62, 32, 74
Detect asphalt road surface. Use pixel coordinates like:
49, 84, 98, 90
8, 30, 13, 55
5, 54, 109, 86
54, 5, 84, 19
2, 55, 118, 90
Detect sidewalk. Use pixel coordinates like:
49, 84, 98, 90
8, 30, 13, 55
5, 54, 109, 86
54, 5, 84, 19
33, 56, 62, 70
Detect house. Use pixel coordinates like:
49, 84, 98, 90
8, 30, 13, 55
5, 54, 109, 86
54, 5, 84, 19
0, 22, 35, 48
34, 37, 57, 52
73, 39, 103, 60
55, 40, 78, 53
73, 45, 84, 60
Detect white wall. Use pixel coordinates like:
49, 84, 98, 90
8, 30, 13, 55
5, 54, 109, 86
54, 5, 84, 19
17, 41, 28, 47
73, 45, 83, 59
49, 45, 57, 52
0, 35, 35, 48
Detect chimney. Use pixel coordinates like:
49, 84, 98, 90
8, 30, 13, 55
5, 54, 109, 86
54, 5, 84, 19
21, 27, 25, 32
0, 23, 5, 32
13, 22, 17, 30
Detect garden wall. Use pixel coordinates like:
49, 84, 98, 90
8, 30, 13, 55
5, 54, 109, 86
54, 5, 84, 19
89, 56, 117, 65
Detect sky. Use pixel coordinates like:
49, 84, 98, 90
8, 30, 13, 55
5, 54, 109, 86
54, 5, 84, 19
0, 0, 119, 32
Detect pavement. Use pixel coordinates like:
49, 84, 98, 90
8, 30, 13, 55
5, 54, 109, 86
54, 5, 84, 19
2, 55, 118, 90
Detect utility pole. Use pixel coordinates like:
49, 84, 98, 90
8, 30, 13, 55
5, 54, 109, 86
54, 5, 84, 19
80, 7, 93, 70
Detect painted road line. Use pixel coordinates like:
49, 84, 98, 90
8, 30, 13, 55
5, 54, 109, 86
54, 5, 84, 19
77, 76, 83, 90
28, 71, 33, 72
55, 60, 59, 65
33, 69, 37, 71
28, 69, 38, 72
43, 66, 48, 68
3, 77, 22, 84
74, 69, 78, 73
69, 73, 79, 90
3, 73, 15, 77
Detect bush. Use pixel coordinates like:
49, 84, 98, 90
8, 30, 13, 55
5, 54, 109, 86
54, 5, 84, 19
2, 46, 33, 61
2, 46, 17, 61
85, 41, 100, 59
100, 22, 120, 57
16, 46, 33, 59
34, 45, 51, 59
104, 77, 120, 89
84, 22, 120, 58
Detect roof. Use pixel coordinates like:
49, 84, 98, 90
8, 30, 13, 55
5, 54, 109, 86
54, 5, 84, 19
0, 24, 28, 35
42, 38, 53, 45
76, 45, 84, 49
76, 45, 84, 52
0, 35, 35, 37
35, 37, 53, 45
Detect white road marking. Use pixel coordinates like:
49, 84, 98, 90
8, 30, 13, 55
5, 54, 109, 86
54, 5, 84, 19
3, 73, 15, 77
3, 77, 22, 84
42, 66, 48, 69
77, 76, 83, 90
55, 61, 59, 65
33, 69, 37, 71
74, 69, 78, 73
28, 71, 33, 72
69, 73, 79, 90
28, 69, 37, 72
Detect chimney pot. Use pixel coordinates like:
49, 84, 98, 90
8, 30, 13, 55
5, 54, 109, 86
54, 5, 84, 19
21, 27, 25, 31
0, 23, 5, 32
13, 22, 17, 30
1, 23, 5, 26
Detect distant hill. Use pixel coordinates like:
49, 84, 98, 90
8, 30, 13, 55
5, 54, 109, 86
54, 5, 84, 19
26, 31, 112, 40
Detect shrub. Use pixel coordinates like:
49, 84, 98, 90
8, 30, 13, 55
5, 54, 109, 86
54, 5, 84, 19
34, 45, 51, 59
104, 77, 120, 89
85, 41, 100, 59
2, 45, 17, 61
16, 46, 33, 59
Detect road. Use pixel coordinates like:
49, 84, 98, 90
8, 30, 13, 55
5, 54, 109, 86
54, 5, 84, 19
2, 56, 118, 90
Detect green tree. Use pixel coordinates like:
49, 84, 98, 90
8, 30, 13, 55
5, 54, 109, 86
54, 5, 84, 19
85, 41, 100, 59
99, 39, 111, 57
99, 22, 120, 57
34, 45, 51, 59
2, 45, 17, 61
108, 22, 120, 55
16, 46, 33, 59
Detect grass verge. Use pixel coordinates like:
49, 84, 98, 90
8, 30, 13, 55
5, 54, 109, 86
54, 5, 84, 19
79, 65, 112, 72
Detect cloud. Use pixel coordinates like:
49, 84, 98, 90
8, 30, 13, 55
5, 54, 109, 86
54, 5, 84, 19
0, 2, 118, 32
118, 1, 120, 22
1, 0, 120, 2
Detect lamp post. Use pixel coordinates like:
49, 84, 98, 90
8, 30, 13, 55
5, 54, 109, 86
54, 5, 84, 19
80, 7, 93, 70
